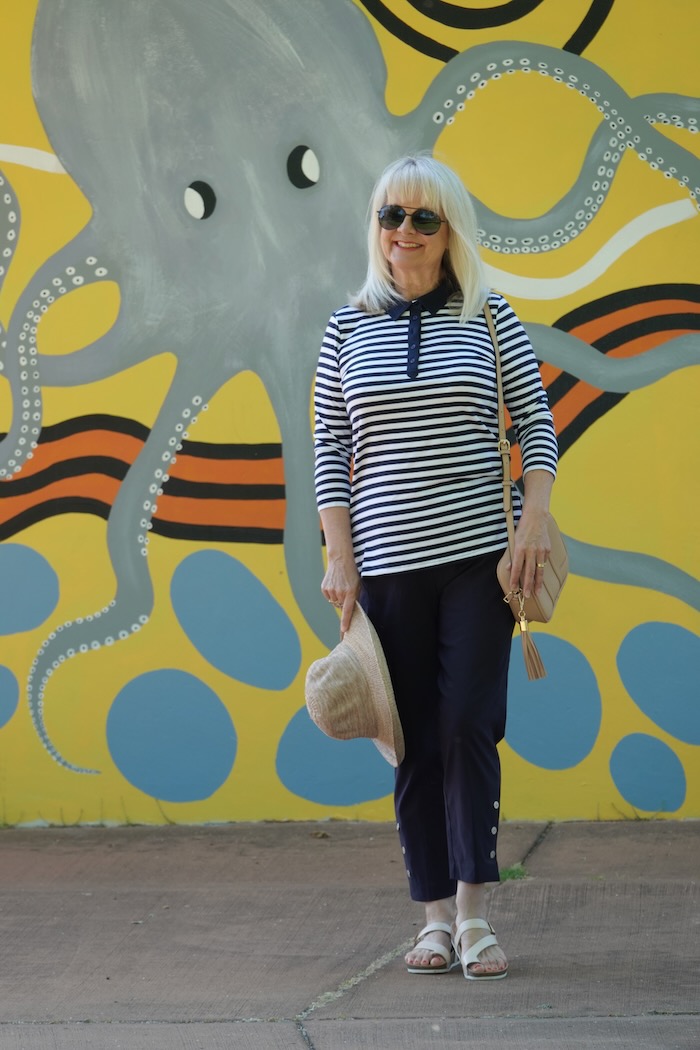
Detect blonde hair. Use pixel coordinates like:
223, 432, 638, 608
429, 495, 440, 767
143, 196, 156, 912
350, 153, 488, 323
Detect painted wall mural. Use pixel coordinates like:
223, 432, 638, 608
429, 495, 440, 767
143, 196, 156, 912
0, 0, 698, 825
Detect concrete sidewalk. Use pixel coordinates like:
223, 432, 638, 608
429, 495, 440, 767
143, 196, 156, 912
0, 820, 697, 1049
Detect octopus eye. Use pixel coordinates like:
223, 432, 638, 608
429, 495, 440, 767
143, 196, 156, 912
287, 146, 319, 188
184, 181, 217, 219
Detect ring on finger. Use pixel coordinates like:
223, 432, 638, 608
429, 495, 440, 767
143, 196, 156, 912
536, 561, 546, 568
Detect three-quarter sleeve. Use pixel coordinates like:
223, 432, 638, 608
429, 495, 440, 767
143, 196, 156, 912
494, 297, 558, 479
313, 313, 353, 509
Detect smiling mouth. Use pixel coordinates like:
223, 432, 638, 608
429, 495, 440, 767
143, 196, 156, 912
395, 241, 421, 249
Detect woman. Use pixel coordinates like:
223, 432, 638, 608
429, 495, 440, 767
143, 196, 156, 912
313, 154, 557, 979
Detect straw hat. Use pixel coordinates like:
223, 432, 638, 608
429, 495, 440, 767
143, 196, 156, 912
305, 602, 404, 767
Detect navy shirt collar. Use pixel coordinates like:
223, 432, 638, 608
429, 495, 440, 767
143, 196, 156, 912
387, 278, 452, 320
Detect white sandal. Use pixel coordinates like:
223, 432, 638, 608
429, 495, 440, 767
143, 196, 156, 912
453, 918, 508, 981
406, 921, 457, 974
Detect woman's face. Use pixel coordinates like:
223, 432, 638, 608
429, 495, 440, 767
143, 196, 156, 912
378, 194, 449, 290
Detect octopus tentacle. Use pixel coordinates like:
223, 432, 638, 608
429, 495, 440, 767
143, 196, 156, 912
634, 93, 700, 132
565, 538, 700, 614
262, 369, 340, 649
525, 325, 700, 390
522, 325, 700, 614
0, 167, 19, 299
0, 239, 112, 480
26, 364, 217, 772
407, 42, 700, 252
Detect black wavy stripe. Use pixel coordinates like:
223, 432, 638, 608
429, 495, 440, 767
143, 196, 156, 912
359, 0, 613, 62
358, 0, 456, 61
0, 497, 110, 540
564, 0, 615, 54
159, 478, 284, 500
593, 313, 700, 353
0, 456, 128, 495
180, 440, 282, 460
0, 497, 283, 545
6, 414, 283, 463
405, 0, 545, 30
543, 369, 579, 406
39, 414, 149, 443
152, 520, 283, 544
554, 283, 700, 331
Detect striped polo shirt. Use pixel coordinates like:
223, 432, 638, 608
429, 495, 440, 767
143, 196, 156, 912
313, 287, 558, 576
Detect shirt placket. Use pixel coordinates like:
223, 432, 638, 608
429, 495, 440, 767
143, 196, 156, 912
407, 301, 422, 379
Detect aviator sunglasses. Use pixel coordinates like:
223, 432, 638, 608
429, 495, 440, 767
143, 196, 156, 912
377, 204, 446, 236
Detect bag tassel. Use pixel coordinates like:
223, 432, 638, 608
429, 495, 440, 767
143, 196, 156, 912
518, 614, 547, 681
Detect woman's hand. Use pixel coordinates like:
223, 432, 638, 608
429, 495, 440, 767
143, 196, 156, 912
508, 469, 555, 599
319, 507, 361, 635
322, 555, 361, 635
509, 506, 551, 599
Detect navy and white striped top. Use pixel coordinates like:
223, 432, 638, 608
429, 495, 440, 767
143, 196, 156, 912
313, 287, 558, 577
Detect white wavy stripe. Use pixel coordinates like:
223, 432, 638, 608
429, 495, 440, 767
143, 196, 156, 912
485, 199, 698, 300
0, 145, 66, 174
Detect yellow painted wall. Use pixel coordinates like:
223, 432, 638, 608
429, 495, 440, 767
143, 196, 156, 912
0, 0, 698, 824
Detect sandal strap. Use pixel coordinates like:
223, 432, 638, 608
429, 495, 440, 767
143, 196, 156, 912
413, 922, 453, 967
453, 918, 493, 946
463, 933, 498, 967
415, 921, 452, 942
453, 918, 497, 963
412, 938, 452, 966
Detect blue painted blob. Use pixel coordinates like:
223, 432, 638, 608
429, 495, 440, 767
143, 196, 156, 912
0, 544, 59, 634
277, 708, 394, 805
617, 622, 700, 744
506, 635, 601, 770
171, 551, 301, 689
0, 666, 19, 728
610, 734, 686, 812
107, 669, 236, 802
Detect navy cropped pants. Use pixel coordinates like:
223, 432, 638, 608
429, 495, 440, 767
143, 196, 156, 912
361, 550, 514, 902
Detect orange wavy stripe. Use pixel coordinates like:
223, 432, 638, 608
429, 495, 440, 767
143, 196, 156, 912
552, 383, 601, 434
170, 453, 284, 485
0, 468, 286, 530
605, 327, 697, 359
539, 362, 562, 387
570, 299, 700, 345
0, 474, 121, 522
154, 494, 286, 529
13, 431, 143, 477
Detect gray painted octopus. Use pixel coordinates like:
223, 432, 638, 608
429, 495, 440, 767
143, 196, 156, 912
0, 0, 698, 771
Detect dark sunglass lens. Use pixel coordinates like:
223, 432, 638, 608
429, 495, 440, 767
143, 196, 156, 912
378, 205, 405, 230
411, 210, 441, 234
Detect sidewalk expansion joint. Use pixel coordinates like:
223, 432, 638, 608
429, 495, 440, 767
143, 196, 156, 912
519, 820, 553, 869
295, 938, 414, 1023
295, 1018, 316, 1049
